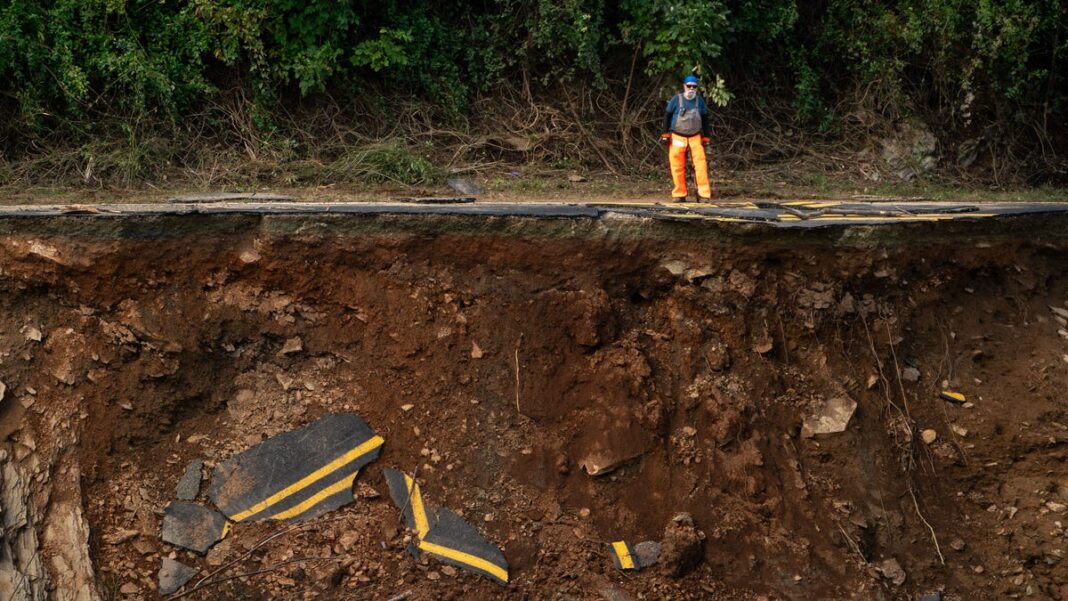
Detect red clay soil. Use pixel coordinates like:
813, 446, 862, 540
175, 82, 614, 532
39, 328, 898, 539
1, 218, 1067, 601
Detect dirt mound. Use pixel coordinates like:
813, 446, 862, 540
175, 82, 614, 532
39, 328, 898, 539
1, 215, 1067, 600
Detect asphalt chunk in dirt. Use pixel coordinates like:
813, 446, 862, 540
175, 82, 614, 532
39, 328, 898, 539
420, 507, 509, 585
609, 540, 660, 571
383, 468, 437, 557
207, 413, 384, 523
158, 557, 198, 595
175, 459, 203, 501
384, 468, 508, 584
161, 501, 228, 554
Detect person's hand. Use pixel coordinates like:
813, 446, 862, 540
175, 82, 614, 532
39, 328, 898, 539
659, 133, 671, 145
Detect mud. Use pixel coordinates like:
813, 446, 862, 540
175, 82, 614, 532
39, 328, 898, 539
0, 213, 1067, 600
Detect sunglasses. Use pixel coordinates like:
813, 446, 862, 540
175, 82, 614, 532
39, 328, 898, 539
685, 84, 698, 89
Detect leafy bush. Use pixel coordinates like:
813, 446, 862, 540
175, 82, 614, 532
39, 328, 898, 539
0, 0, 1064, 176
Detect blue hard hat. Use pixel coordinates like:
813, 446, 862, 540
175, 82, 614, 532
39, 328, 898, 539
683, 74, 699, 85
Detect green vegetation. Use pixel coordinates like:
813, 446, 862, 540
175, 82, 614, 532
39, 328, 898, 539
0, 0, 1065, 187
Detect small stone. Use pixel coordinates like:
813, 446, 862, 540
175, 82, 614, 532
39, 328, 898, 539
568, 173, 587, 183
280, 337, 303, 355
1046, 501, 1067, 513
951, 424, 969, 438
239, 249, 261, 264
921, 429, 938, 444
681, 426, 696, 437
400, 404, 414, 412
801, 397, 857, 438
876, 558, 906, 586
973, 565, 985, 574
470, 341, 484, 359
579, 507, 591, 518
119, 583, 139, 595
950, 538, 965, 551
866, 374, 879, 389
104, 529, 140, 545
441, 566, 457, 577
484, 513, 494, 522
901, 367, 921, 383
23, 326, 42, 342
426, 571, 440, 581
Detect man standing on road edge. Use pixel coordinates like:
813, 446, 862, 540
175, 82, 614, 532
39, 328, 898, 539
660, 74, 712, 201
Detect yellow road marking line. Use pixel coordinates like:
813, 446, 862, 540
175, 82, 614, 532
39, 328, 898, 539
229, 435, 384, 522
404, 473, 431, 538
419, 540, 509, 583
269, 471, 358, 521
612, 541, 635, 569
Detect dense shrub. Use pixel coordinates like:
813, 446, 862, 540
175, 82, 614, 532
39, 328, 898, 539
0, 0, 1064, 171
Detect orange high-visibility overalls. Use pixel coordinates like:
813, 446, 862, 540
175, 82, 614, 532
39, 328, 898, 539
669, 134, 711, 199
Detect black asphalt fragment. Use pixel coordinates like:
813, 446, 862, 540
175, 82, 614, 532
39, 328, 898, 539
158, 558, 198, 595
420, 507, 510, 586
383, 468, 437, 558
207, 413, 384, 523
160, 501, 229, 554
383, 468, 509, 585
609, 540, 660, 571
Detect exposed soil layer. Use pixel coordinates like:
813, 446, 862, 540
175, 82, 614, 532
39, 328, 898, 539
1, 214, 1067, 601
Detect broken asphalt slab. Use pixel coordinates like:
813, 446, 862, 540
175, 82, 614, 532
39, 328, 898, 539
161, 501, 228, 554
383, 468, 436, 545
421, 507, 510, 586
175, 459, 203, 501
4, 200, 1068, 230
609, 540, 660, 571
384, 468, 509, 585
158, 557, 198, 595
208, 412, 384, 523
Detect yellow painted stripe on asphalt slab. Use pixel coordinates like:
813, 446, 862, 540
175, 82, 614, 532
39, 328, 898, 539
783, 200, 841, 208
404, 474, 431, 538
611, 541, 635, 569
269, 470, 359, 521
419, 540, 510, 583
229, 435, 385, 522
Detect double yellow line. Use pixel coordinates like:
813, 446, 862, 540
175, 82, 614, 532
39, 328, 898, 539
229, 435, 384, 522
387, 468, 510, 585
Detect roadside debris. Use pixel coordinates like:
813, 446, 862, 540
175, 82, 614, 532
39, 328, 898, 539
609, 540, 660, 571
940, 391, 966, 404
158, 558, 198, 595
384, 468, 509, 585
921, 429, 938, 444
208, 413, 384, 523
801, 397, 857, 438
175, 459, 203, 501
161, 501, 229, 554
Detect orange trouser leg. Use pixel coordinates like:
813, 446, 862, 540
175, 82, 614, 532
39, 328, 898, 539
668, 134, 689, 198
687, 135, 712, 199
